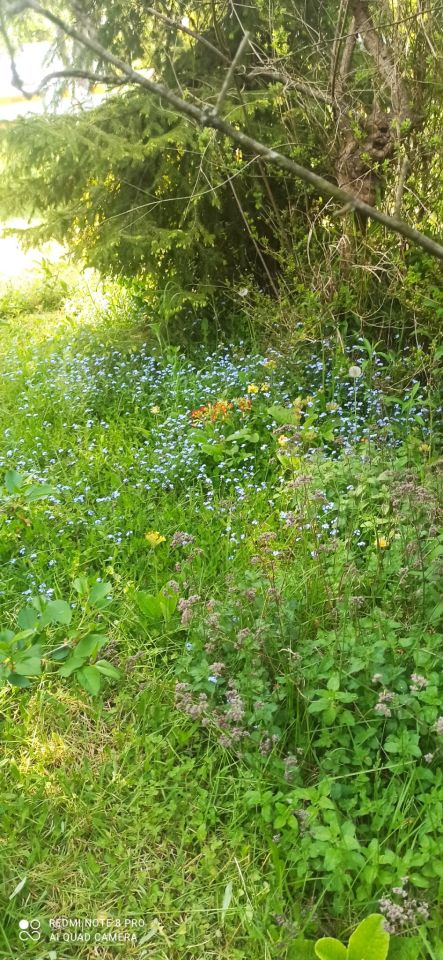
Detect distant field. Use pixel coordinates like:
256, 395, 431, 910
0, 220, 63, 283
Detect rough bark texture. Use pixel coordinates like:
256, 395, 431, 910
352, 0, 410, 120
334, 1, 411, 229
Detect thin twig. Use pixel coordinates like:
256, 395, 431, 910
394, 156, 411, 218
0, 7, 30, 96
214, 31, 250, 116
246, 66, 333, 104
145, 6, 230, 64
34, 69, 126, 95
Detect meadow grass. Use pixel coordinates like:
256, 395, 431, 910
0, 276, 442, 959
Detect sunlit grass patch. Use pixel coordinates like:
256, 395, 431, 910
0, 282, 442, 957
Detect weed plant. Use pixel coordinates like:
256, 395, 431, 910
0, 279, 442, 958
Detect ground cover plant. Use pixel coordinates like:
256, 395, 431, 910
0, 278, 442, 959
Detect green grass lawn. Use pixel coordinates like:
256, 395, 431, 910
0, 278, 442, 959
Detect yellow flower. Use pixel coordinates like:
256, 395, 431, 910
278, 435, 290, 446
419, 442, 430, 453
247, 383, 259, 394
260, 382, 270, 392
326, 402, 339, 412
145, 531, 166, 547
150, 405, 160, 414
264, 359, 276, 369
375, 536, 389, 549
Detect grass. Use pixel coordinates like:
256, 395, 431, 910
0, 273, 442, 959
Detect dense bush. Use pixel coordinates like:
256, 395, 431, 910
2, 1, 443, 342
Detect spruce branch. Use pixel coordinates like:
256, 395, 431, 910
4, 0, 443, 262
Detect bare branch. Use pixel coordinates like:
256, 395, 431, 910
35, 69, 126, 93
0, 5, 30, 97
329, 0, 351, 98
334, 17, 356, 102
394, 156, 411, 219
246, 67, 333, 105
144, 6, 230, 65
5, 0, 443, 261
4, 1, 30, 13
214, 31, 250, 116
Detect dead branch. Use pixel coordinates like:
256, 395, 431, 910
246, 66, 333, 104
352, 1, 410, 120
144, 5, 231, 65
330, 0, 352, 99
394, 156, 411, 218
214, 31, 250, 115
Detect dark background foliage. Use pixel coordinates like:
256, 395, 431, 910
1, 0, 443, 340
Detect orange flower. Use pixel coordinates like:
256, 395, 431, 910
191, 401, 233, 422
191, 405, 208, 420
235, 397, 252, 412
209, 401, 233, 421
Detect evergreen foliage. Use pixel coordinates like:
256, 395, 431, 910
1, 1, 443, 330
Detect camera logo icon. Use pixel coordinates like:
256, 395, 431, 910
18, 919, 41, 942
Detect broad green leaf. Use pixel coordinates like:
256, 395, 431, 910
77, 665, 102, 696
15, 643, 41, 659
387, 938, 419, 959
226, 429, 259, 443
315, 939, 347, 960
287, 941, 316, 959
17, 606, 39, 631
135, 591, 164, 620
25, 483, 53, 502
277, 452, 303, 470
41, 599, 72, 627
14, 657, 41, 677
49, 644, 71, 661
31, 596, 46, 614
0, 629, 15, 645
200, 441, 225, 460
14, 628, 38, 644
347, 914, 389, 960
159, 592, 178, 620
8, 672, 32, 688
308, 699, 329, 713
58, 656, 87, 677
5, 469, 23, 494
95, 659, 120, 679
428, 601, 443, 625
89, 581, 112, 606
75, 633, 106, 658
268, 404, 300, 426
73, 576, 89, 597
